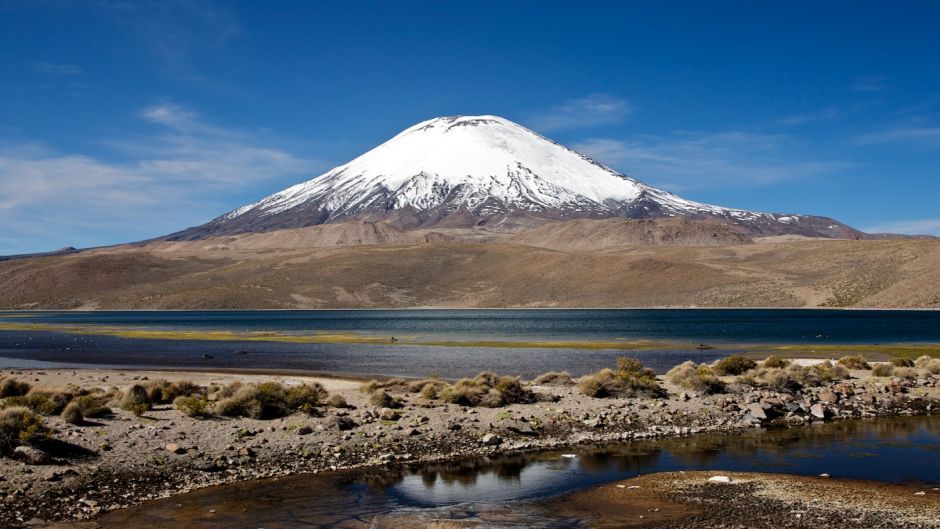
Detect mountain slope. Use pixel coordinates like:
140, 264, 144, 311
167, 115, 862, 240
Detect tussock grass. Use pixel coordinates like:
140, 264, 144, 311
119, 384, 151, 416
61, 402, 83, 425
666, 361, 725, 394
532, 371, 574, 386
837, 355, 871, 370
762, 355, 790, 369
579, 358, 664, 399
0, 377, 31, 398
0, 407, 46, 455
915, 355, 940, 375
145, 380, 204, 404
890, 357, 915, 368
431, 372, 537, 407
174, 396, 213, 418
214, 381, 328, 419
712, 355, 757, 376
2, 388, 74, 416
754, 361, 849, 393
871, 364, 894, 377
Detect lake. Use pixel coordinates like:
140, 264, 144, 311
2, 309, 939, 378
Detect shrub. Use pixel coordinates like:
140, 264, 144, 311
0, 407, 46, 455
369, 389, 396, 408
871, 364, 894, 377
713, 356, 757, 376
580, 358, 665, 399
285, 383, 328, 414
174, 396, 213, 418
146, 380, 203, 404
890, 357, 915, 368
214, 381, 243, 400
532, 371, 574, 386
666, 361, 725, 394
327, 394, 348, 408
72, 394, 112, 418
2, 390, 71, 416
893, 367, 918, 380
435, 373, 537, 407
837, 355, 870, 370
0, 377, 31, 398
214, 382, 324, 419
812, 360, 849, 382
578, 369, 617, 398
762, 367, 804, 393
411, 379, 448, 400
762, 355, 790, 369
61, 402, 84, 425
914, 356, 940, 375
119, 384, 151, 416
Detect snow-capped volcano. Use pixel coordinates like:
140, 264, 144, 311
169, 115, 861, 239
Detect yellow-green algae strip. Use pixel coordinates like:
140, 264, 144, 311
2, 321, 940, 357
0, 322, 676, 350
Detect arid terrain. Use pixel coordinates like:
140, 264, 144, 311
2, 219, 940, 310
1, 354, 939, 526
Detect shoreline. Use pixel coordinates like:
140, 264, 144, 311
544, 471, 940, 528
1, 361, 939, 527
5, 306, 940, 312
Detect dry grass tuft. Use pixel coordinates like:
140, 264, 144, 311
666, 361, 725, 394
579, 358, 664, 398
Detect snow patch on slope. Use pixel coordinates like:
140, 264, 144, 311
222, 115, 778, 224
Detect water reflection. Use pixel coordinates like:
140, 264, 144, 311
95, 415, 940, 529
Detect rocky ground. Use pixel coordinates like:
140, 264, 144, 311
1, 364, 938, 527
551, 471, 940, 528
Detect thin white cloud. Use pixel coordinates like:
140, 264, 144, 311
32, 62, 84, 75
776, 107, 839, 126
849, 75, 886, 93
573, 131, 851, 191
865, 218, 940, 236
527, 94, 632, 132
854, 126, 940, 146
0, 104, 325, 254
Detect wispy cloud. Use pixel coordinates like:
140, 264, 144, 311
0, 103, 324, 254
572, 131, 851, 191
854, 126, 940, 146
864, 218, 940, 236
776, 107, 839, 126
32, 62, 84, 75
849, 75, 886, 93
95, 0, 240, 64
527, 94, 632, 132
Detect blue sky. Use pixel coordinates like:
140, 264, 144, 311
1, 1, 939, 254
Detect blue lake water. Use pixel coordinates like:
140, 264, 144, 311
2, 309, 939, 378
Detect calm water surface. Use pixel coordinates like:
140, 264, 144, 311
2, 309, 939, 378
94, 415, 940, 529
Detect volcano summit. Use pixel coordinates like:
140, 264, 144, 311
168, 115, 861, 240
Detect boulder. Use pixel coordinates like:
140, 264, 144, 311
379, 408, 400, 421
482, 433, 502, 446
12, 446, 51, 465
810, 403, 826, 419
818, 389, 839, 404
164, 443, 185, 454
746, 403, 768, 421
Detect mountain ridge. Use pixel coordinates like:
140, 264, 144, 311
165, 115, 864, 241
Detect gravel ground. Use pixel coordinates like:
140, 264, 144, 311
1, 365, 938, 527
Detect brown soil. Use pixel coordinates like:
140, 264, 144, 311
549, 471, 940, 528
3, 222, 940, 309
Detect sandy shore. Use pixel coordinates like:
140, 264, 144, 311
1, 365, 938, 527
